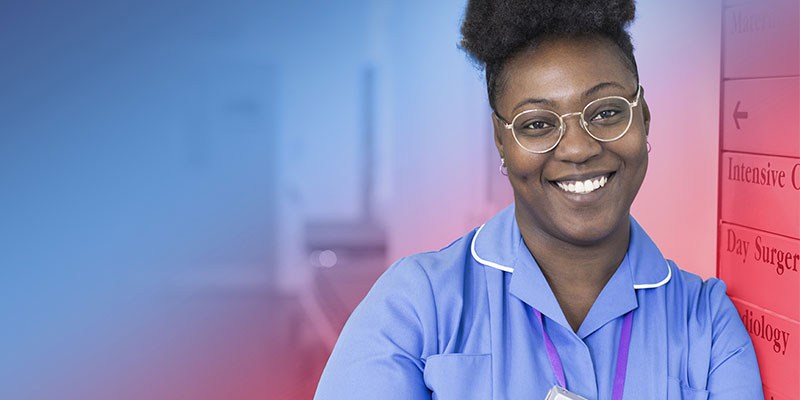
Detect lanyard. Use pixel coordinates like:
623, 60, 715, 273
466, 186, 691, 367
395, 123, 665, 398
531, 308, 633, 400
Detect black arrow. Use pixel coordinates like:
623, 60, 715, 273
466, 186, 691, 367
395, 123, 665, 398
734, 100, 748, 130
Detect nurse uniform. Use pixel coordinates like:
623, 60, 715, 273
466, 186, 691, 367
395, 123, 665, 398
314, 204, 763, 399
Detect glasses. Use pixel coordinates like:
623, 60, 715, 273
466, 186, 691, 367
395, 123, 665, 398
495, 85, 642, 154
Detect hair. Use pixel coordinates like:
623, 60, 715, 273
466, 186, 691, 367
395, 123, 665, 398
459, 0, 639, 112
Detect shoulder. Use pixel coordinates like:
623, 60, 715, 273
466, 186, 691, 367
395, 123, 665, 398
404, 227, 480, 273
348, 227, 490, 352
662, 260, 755, 369
662, 261, 733, 322
657, 264, 763, 395
371, 227, 484, 298
316, 232, 485, 399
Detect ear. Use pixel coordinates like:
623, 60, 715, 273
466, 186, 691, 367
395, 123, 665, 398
491, 112, 506, 160
639, 86, 651, 136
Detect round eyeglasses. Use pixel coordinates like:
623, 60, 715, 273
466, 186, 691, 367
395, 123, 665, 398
495, 85, 642, 154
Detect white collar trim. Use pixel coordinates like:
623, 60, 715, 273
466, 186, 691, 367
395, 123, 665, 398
632, 260, 672, 289
470, 223, 673, 289
470, 224, 514, 272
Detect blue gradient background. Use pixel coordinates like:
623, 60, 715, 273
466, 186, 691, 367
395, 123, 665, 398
1, 0, 731, 398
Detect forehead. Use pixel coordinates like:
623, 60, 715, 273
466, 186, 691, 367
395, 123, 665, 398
499, 36, 636, 110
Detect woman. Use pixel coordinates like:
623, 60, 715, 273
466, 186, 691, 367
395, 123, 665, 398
314, 1, 763, 398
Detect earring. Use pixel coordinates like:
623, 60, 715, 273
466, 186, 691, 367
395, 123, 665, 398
499, 158, 508, 176
646, 141, 652, 153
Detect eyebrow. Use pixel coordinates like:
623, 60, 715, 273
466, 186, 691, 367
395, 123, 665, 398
512, 82, 629, 112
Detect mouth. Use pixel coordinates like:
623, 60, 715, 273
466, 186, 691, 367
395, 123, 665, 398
549, 172, 616, 195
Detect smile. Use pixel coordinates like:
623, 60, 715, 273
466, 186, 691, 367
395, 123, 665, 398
553, 173, 614, 194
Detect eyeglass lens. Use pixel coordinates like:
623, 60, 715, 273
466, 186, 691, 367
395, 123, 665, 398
512, 97, 633, 152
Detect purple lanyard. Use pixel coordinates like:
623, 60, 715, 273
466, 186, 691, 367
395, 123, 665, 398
531, 308, 633, 400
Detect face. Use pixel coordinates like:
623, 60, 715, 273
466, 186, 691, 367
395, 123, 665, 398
493, 35, 651, 246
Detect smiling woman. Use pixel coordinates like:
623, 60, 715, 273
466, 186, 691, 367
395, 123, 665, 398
314, 1, 763, 399
492, 36, 651, 332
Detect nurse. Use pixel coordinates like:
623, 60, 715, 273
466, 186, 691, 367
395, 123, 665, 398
315, 0, 763, 399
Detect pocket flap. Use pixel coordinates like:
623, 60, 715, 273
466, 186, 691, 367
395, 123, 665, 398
424, 353, 492, 400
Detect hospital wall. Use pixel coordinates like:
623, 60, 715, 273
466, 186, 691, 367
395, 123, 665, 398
716, 0, 800, 398
1, 0, 794, 399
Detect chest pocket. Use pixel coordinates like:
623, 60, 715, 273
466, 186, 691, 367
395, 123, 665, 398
667, 377, 709, 400
423, 353, 492, 400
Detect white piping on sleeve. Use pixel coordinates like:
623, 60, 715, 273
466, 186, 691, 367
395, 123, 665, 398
470, 224, 515, 272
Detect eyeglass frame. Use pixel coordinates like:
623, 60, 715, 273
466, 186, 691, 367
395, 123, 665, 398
494, 84, 643, 154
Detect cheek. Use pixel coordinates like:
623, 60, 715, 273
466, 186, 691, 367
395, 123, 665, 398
506, 150, 548, 184
632, 134, 649, 169
633, 153, 649, 190
617, 128, 648, 162
505, 159, 550, 203
618, 134, 649, 188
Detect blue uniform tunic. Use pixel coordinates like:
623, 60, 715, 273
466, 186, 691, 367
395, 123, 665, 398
314, 205, 763, 399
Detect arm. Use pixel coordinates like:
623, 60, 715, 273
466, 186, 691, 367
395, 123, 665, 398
705, 280, 764, 400
314, 258, 437, 400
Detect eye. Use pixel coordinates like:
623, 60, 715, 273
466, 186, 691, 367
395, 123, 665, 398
525, 120, 553, 129
591, 109, 618, 121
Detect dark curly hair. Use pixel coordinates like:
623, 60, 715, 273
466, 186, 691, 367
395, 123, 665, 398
459, 0, 639, 112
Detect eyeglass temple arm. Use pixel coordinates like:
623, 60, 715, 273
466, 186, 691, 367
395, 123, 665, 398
631, 84, 642, 107
493, 112, 514, 129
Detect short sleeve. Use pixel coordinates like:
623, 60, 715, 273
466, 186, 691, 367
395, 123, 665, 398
705, 279, 764, 400
313, 257, 437, 400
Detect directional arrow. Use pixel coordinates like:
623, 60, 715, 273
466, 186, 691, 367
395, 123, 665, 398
733, 100, 748, 130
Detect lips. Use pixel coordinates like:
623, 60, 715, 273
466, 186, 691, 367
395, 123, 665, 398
550, 172, 615, 195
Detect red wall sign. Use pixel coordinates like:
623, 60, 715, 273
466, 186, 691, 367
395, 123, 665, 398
718, 0, 800, 398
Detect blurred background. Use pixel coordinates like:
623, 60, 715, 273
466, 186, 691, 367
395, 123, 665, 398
0, 0, 767, 399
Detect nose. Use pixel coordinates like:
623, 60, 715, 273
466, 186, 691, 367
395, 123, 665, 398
553, 113, 602, 163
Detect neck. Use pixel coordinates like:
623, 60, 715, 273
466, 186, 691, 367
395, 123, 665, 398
517, 213, 631, 331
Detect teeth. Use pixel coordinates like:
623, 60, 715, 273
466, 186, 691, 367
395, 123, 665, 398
555, 174, 610, 194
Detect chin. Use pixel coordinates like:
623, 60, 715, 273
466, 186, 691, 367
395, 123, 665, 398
551, 211, 626, 246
